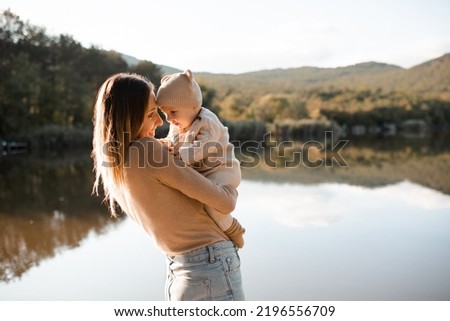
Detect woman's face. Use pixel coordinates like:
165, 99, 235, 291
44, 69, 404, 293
137, 92, 163, 138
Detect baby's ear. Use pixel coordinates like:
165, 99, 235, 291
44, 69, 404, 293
182, 69, 193, 81
160, 74, 172, 84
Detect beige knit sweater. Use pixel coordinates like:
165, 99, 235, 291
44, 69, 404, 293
168, 108, 240, 186
112, 136, 237, 255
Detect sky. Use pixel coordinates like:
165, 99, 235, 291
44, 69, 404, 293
2, 0, 450, 74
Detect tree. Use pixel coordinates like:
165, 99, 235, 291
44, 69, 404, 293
198, 83, 220, 115
0, 52, 39, 135
0, 10, 143, 140
249, 93, 308, 123
219, 93, 251, 120
129, 60, 161, 90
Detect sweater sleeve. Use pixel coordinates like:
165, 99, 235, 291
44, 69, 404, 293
143, 137, 237, 213
178, 116, 223, 165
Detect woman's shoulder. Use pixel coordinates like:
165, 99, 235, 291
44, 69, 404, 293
129, 136, 162, 153
127, 136, 167, 166
131, 136, 160, 145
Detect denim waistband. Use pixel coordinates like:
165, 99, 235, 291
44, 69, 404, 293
167, 241, 236, 264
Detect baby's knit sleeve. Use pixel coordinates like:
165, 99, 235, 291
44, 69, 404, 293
178, 117, 223, 165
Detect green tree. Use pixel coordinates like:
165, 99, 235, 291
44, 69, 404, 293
129, 60, 161, 90
0, 52, 40, 135
199, 83, 221, 115
0, 9, 137, 141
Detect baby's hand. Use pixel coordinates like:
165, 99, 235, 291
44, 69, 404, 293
159, 139, 176, 156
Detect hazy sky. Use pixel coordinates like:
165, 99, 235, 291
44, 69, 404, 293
2, 0, 450, 73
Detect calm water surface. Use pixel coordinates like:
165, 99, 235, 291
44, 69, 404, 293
1, 139, 450, 300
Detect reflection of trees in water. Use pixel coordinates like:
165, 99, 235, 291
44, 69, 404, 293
0, 153, 119, 283
2, 138, 449, 282
239, 136, 450, 195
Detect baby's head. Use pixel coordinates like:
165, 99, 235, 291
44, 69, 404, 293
156, 70, 202, 130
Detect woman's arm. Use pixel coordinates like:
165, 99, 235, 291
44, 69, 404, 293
140, 137, 237, 213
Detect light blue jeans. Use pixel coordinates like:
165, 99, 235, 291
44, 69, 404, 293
165, 241, 245, 301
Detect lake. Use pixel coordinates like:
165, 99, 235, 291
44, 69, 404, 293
1, 135, 450, 300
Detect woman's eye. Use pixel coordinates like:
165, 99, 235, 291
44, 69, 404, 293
148, 112, 154, 118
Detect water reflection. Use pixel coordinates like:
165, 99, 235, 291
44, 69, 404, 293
3, 179, 448, 300
239, 135, 450, 195
236, 180, 450, 300
1, 136, 450, 300
239, 180, 450, 229
0, 152, 115, 283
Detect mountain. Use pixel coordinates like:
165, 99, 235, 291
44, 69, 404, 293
122, 52, 450, 99
398, 53, 450, 95
158, 65, 182, 75
194, 61, 403, 97
120, 53, 182, 76
120, 53, 140, 66
192, 54, 450, 99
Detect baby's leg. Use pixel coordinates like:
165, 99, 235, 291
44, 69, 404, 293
203, 164, 240, 231
205, 205, 245, 248
205, 164, 245, 247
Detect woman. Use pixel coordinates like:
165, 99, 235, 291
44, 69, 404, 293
92, 73, 245, 301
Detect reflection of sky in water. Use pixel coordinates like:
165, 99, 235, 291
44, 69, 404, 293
236, 180, 450, 300
237, 180, 450, 229
1, 180, 449, 300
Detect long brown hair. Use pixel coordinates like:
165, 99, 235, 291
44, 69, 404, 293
92, 73, 153, 216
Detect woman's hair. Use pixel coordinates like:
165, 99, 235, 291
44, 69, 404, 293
92, 73, 153, 216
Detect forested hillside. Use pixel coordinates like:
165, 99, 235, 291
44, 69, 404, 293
197, 54, 450, 98
195, 54, 450, 134
0, 9, 161, 146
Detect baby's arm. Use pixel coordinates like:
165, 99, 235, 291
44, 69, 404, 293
178, 119, 223, 165
158, 126, 177, 156
161, 140, 176, 156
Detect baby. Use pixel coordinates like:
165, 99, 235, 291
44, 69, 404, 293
156, 70, 245, 248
